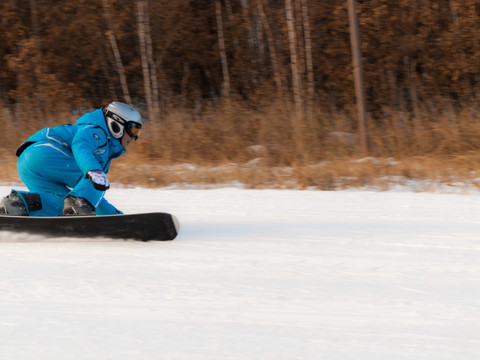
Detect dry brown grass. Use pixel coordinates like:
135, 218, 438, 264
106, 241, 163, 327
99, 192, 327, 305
3, 150, 480, 191
2, 101, 480, 191
105, 153, 480, 191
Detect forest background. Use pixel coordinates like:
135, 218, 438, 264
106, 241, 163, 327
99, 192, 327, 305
1, 0, 480, 189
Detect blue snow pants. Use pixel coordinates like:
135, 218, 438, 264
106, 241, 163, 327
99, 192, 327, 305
17, 141, 108, 216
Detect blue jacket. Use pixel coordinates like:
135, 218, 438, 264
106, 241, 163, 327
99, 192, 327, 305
17, 109, 126, 215
19, 109, 125, 174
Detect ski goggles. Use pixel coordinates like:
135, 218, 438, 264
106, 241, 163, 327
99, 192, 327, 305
104, 108, 143, 140
126, 121, 142, 140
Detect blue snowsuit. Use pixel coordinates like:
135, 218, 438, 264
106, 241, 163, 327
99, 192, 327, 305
15, 109, 125, 216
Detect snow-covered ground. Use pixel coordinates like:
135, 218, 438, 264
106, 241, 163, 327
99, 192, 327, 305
0, 185, 479, 360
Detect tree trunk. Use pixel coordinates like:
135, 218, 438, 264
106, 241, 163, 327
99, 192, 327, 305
29, 0, 44, 113
102, 0, 132, 104
143, 0, 160, 119
239, 0, 260, 88
293, 0, 305, 75
239, 0, 254, 51
347, 0, 368, 155
449, 0, 470, 95
136, 0, 155, 122
257, 0, 283, 99
285, 0, 302, 116
285, 0, 305, 164
215, 0, 231, 100
300, 0, 314, 125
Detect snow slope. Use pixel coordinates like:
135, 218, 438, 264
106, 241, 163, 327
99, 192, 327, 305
0, 185, 479, 360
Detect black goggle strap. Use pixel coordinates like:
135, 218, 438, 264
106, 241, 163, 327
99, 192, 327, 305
103, 109, 122, 121
104, 109, 126, 126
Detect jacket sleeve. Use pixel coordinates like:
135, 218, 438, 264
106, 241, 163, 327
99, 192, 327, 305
71, 125, 109, 174
96, 197, 123, 215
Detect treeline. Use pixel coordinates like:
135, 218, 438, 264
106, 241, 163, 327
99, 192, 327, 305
1, 0, 480, 163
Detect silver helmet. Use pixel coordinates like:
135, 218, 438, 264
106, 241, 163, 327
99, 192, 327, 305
103, 101, 143, 140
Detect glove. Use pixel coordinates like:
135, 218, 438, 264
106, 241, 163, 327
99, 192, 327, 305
87, 170, 110, 191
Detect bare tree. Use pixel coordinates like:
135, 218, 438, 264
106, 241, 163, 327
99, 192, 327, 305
285, 0, 302, 116
257, 0, 283, 99
143, 0, 160, 118
239, 0, 254, 52
300, 0, 314, 124
347, 0, 368, 155
293, 0, 305, 75
215, 0, 231, 99
136, 0, 155, 121
285, 0, 306, 163
102, 0, 132, 104
449, 0, 469, 94
29, 0, 44, 112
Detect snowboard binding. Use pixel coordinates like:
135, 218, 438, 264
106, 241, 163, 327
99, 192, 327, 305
63, 195, 95, 216
0, 190, 29, 216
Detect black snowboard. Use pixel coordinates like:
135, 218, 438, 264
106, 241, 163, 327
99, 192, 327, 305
0, 212, 179, 241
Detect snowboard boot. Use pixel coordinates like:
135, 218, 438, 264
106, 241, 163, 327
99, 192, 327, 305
0, 190, 28, 216
63, 196, 95, 216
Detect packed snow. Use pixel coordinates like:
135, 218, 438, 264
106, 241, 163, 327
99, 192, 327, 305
0, 184, 479, 359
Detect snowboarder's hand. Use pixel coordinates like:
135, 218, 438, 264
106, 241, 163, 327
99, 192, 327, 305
87, 170, 110, 191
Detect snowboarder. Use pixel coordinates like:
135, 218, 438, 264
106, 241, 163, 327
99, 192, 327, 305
0, 101, 143, 216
